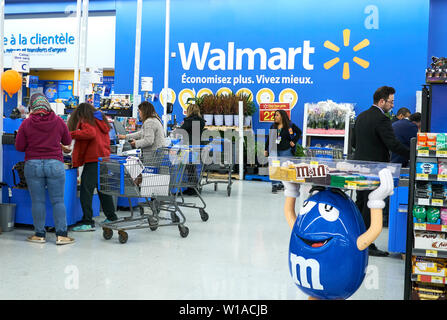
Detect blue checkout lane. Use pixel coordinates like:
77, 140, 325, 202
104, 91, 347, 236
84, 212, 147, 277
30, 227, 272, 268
2, 118, 100, 227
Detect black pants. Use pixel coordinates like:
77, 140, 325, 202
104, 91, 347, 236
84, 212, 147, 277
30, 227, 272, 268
80, 162, 118, 226
355, 190, 390, 230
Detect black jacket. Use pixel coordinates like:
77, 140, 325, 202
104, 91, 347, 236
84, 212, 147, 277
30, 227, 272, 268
352, 105, 409, 162
180, 115, 206, 145
266, 122, 302, 153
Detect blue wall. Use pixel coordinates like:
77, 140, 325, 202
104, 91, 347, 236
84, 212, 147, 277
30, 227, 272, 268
427, 0, 447, 133
114, 0, 430, 132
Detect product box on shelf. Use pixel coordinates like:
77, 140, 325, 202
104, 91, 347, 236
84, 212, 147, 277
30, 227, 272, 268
268, 157, 401, 190
414, 230, 447, 251
416, 159, 438, 175
412, 256, 447, 277
412, 282, 446, 300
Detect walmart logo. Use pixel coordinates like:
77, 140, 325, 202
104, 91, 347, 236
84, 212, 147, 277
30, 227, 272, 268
323, 29, 370, 80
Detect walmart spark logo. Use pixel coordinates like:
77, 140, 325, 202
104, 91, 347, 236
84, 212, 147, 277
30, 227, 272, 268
323, 29, 370, 80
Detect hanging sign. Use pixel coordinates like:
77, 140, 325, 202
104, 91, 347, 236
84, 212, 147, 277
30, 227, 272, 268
259, 102, 290, 122
12, 52, 30, 73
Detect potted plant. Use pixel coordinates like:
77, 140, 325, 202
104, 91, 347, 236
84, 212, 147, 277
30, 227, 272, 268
222, 94, 234, 126
244, 95, 256, 127
198, 94, 214, 126
214, 94, 224, 126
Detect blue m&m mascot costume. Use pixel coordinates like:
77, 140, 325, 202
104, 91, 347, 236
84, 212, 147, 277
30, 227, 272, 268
284, 169, 394, 300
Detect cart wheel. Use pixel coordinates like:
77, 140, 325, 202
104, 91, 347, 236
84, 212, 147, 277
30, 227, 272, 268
227, 186, 231, 197
148, 217, 158, 231
179, 225, 189, 238
214, 183, 218, 191
102, 228, 113, 240
199, 209, 209, 222
171, 212, 180, 223
118, 231, 128, 244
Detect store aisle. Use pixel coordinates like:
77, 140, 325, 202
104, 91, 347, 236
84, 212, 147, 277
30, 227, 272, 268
0, 181, 405, 300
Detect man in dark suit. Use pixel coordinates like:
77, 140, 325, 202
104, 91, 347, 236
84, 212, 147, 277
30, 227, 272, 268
391, 109, 418, 167
352, 86, 410, 257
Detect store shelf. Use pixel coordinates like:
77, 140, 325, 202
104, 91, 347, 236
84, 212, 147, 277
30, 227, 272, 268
413, 248, 447, 259
411, 274, 447, 285
414, 223, 447, 233
415, 173, 447, 182
417, 150, 447, 158
415, 197, 447, 207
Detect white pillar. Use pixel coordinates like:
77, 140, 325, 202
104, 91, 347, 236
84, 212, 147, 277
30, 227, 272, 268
0, 0, 4, 203
163, 0, 171, 133
73, 0, 82, 98
132, 0, 143, 119
238, 101, 244, 180
79, 0, 89, 103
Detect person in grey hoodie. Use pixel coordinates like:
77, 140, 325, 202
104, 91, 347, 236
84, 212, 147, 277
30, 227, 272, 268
118, 101, 165, 159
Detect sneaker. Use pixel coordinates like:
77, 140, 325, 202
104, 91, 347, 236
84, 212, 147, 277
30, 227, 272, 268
101, 219, 112, 224
26, 235, 46, 243
56, 236, 75, 245
72, 224, 96, 232
272, 185, 278, 193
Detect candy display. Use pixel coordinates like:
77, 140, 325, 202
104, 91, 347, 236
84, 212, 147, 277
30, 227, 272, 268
268, 157, 401, 190
413, 205, 427, 223
426, 207, 441, 224
416, 159, 438, 175
412, 256, 447, 277
412, 282, 446, 300
441, 208, 447, 225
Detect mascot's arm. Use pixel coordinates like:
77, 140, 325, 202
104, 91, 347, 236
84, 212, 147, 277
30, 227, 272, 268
284, 182, 300, 229
357, 168, 394, 251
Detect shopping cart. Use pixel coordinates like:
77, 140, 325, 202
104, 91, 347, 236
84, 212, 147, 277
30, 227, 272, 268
305, 147, 344, 160
169, 145, 210, 222
199, 138, 234, 196
98, 148, 191, 243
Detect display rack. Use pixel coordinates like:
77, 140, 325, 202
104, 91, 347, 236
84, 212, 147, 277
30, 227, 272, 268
301, 102, 353, 156
404, 135, 447, 300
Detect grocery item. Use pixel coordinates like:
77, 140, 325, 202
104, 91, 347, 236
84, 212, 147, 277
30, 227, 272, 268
417, 133, 428, 150
427, 133, 437, 151
437, 133, 447, 151
413, 205, 426, 223
426, 207, 441, 224
416, 160, 438, 175
441, 208, 447, 225
438, 159, 447, 175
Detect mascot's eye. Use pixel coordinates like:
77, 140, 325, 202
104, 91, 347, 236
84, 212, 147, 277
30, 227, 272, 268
318, 203, 339, 222
299, 201, 317, 215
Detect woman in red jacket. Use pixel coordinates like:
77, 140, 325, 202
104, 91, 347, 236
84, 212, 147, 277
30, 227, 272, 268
67, 103, 118, 232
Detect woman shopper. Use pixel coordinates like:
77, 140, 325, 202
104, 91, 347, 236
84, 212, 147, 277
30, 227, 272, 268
117, 101, 165, 160
67, 103, 118, 232
15, 93, 74, 245
265, 110, 302, 193
178, 103, 206, 195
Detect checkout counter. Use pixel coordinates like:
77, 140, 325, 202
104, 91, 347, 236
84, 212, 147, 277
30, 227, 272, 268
2, 118, 100, 227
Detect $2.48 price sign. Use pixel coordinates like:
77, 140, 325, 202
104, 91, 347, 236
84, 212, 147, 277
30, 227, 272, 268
259, 102, 290, 122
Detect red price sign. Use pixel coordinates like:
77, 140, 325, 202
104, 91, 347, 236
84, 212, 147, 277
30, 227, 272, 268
259, 102, 290, 122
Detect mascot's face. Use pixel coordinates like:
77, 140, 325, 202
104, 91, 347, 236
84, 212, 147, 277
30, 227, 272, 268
288, 188, 368, 300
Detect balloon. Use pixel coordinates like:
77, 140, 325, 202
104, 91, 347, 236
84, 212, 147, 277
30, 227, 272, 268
1, 70, 23, 100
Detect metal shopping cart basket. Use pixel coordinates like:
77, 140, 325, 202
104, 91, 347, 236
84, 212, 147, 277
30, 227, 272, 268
199, 138, 234, 196
305, 147, 344, 160
168, 144, 210, 222
98, 148, 190, 243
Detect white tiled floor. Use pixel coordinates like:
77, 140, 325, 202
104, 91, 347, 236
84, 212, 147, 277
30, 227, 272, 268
0, 180, 405, 300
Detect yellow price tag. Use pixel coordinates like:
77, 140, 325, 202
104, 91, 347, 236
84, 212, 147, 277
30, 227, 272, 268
272, 160, 280, 167
442, 225, 447, 232
432, 199, 444, 206
438, 174, 447, 181
418, 150, 429, 156
416, 173, 429, 180
431, 276, 444, 284
414, 223, 425, 230
310, 161, 319, 166
436, 150, 447, 157
426, 250, 438, 257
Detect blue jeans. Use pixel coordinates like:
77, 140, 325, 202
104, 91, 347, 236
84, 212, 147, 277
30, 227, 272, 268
24, 159, 68, 237
271, 148, 294, 187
